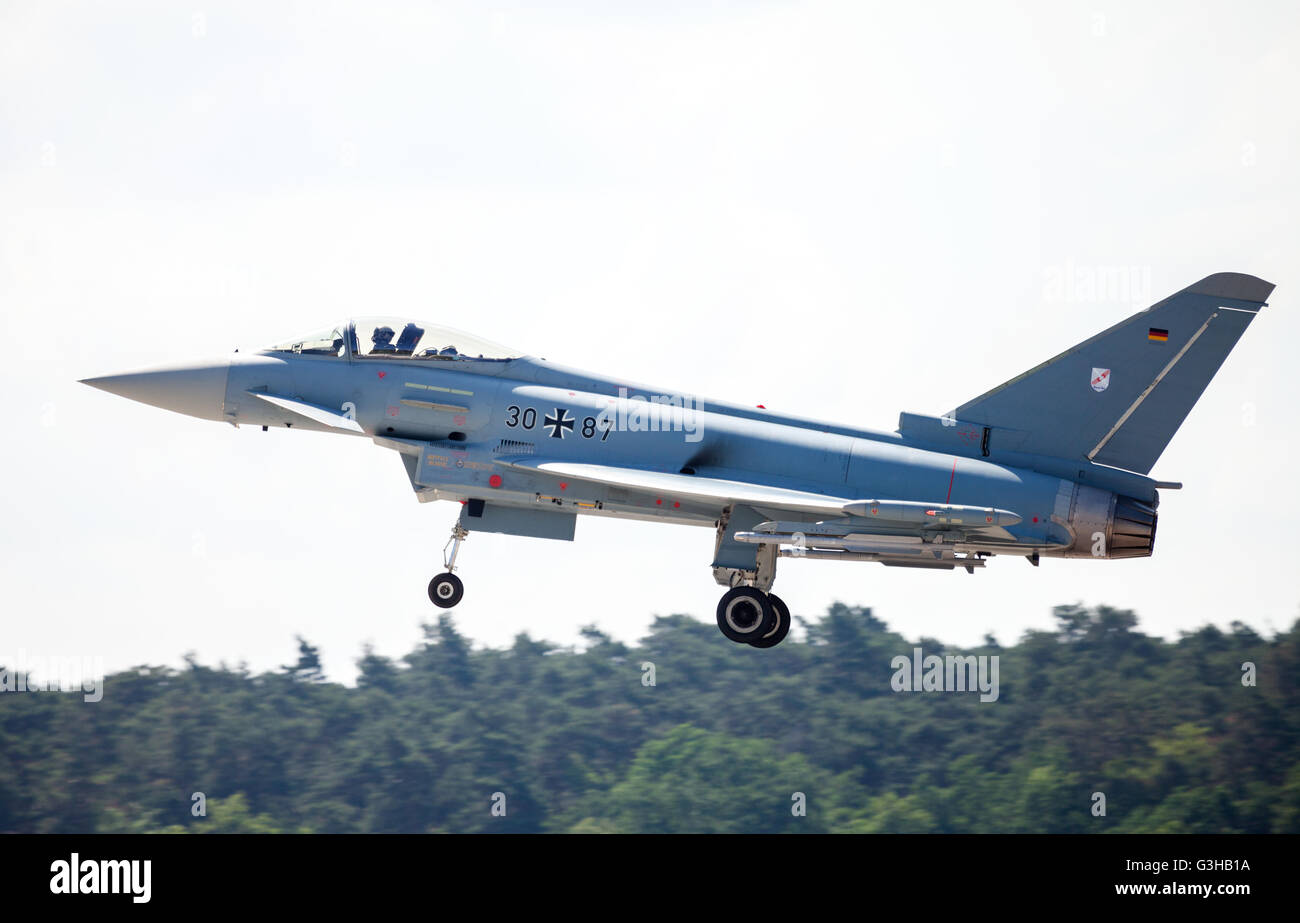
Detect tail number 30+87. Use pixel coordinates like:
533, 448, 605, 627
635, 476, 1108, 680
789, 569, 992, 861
504, 405, 611, 442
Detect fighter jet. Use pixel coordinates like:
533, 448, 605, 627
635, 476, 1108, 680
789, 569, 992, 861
81, 272, 1274, 648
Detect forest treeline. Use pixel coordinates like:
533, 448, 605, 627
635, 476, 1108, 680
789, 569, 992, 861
1, 603, 1297, 833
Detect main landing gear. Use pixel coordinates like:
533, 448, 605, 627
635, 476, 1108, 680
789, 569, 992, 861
429, 524, 467, 609
716, 586, 791, 648
710, 506, 790, 648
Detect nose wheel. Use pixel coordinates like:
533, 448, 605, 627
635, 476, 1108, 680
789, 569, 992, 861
428, 572, 464, 608
429, 523, 468, 609
716, 586, 791, 647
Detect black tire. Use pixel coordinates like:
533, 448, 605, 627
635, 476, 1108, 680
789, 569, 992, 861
749, 593, 791, 648
428, 572, 464, 608
716, 586, 775, 643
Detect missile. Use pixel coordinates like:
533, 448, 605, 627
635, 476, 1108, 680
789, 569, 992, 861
840, 499, 1022, 528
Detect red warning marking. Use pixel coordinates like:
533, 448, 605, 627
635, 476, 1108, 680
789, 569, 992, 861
655, 498, 662, 505
673, 501, 680, 508
488, 474, 502, 488
757, 404, 766, 409
945, 459, 957, 503
1032, 516, 1039, 523
559, 482, 567, 490
377, 371, 386, 379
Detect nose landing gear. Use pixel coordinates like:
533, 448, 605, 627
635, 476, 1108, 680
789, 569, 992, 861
428, 524, 468, 609
428, 572, 463, 608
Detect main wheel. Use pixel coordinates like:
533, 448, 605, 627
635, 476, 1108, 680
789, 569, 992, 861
428, 572, 464, 608
749, 593, 791, 648
716, 586, 776, 644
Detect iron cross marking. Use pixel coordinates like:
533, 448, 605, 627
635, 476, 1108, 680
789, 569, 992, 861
544, 407, 575, 439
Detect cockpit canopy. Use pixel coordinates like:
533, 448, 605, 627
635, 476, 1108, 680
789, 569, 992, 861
266, 318, 521, 361
268, 325, 347, 356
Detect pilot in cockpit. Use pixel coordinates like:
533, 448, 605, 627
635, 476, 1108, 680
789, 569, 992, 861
371, 326, 398, 353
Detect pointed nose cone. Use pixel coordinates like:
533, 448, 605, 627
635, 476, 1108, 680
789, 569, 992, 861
80, 358, 232, 422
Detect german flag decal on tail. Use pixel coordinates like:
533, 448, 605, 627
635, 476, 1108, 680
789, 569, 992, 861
1148, 327, 1169, 341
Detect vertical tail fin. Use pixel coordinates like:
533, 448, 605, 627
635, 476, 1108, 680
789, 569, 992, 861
952, 272, 1274, 474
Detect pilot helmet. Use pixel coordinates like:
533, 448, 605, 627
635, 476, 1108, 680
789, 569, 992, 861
373, 326, 395, 345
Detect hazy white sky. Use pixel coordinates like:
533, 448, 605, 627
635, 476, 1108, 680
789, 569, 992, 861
2, 0, 1296, 684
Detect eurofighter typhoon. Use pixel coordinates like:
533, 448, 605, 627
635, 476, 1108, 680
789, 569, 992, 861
82, 272, 1274, 648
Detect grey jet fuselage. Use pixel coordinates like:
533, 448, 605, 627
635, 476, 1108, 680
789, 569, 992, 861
225, 350, 1077, 547
82, 271, 1275, 647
